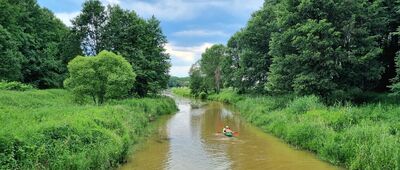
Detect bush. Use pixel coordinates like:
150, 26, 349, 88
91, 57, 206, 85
171, 87, 191, 97
64, 51, 136, 104
0, 81, 34, 91
285, 95, 323, 114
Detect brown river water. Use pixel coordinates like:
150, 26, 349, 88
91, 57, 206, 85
119, 96, 340, 170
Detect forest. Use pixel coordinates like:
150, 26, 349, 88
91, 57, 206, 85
181, 0, 400, 169
190, 0, 400, 102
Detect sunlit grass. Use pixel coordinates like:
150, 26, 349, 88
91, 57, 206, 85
0, 89, 177, 169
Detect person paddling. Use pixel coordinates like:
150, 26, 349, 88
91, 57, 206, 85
223, 126, 232, 133
223, 126, 234, 137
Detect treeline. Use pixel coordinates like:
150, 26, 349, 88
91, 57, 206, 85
168, 76, 190, 88
190, 0, 400, 102
0, 0, 170, 96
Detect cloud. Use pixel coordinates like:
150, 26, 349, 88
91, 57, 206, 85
165, 42, 214, 76
121, 0, 263, 21
102, 0, 120, 5
169, 66, 192, 77
55, 12, 80, 27
173, 29, 229, 37
165, 42, 214, 63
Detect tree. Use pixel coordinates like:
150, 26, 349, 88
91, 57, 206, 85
76, 5, 171, 97
200, 44, 226, 93
71, 0, 106, 56
64, 51, 136, 104
0, 25, 23, 81
0, 0, 70, 88
266, 0, 385, 98
189, 62, 206, 96
222, 2, 276, 93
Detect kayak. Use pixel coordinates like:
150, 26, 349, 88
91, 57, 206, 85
224, 131, 233, 137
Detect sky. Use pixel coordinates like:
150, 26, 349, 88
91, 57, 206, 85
37, 0, 264, 77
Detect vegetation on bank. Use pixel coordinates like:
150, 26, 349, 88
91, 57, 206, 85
189, 0, 400, 103
0, 89, 177, 169
170, 89, 400, 170
171, 87, 192, 98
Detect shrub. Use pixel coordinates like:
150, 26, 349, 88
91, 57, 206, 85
171, 87, 191, 97
0, 81, 34, 91
64, 51, 136, 104
285, 95, 323, 114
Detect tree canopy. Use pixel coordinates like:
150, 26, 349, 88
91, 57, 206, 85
190, 0, 400, 102
71, 2, 170, 97
64, 51, 135, 104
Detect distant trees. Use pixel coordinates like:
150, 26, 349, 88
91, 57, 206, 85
64, 51, 135, 104
71, 1, 170, 97
168, 76, 189, 87
190, 0, 400, 101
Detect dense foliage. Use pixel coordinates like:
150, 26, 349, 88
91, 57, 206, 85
205, 90, 400, 170
168, 76, 190, 87
0, 0, 71, 88
71, 1, 170, 96
0, 89, 177, 169
64, 51, 136, 104
0, 0, 170, 96
190, 0, 400, 101
0, 81, 34, 91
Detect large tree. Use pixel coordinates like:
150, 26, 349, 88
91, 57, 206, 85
266, 0, 386, 98
0, 0, 70, 88
72, 4, 171, 96
71, 0, 106, 56
200, 44, 226, 93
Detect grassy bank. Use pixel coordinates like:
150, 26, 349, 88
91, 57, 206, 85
173, 88, 400, 169
0, 89, 177, 169
171, 87, 192, 98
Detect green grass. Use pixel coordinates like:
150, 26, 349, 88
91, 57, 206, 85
0, 89, 177, 169
208, 89, 400, 170
171, 87, 192, 97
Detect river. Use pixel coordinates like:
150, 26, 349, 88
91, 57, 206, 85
119, 96, 340, 170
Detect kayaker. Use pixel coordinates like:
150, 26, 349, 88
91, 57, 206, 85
223, 126, 232, 133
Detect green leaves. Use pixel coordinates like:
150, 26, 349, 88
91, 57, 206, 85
0, 0, 69, 88
64, 51, 136, 104
71, 4, 170, 97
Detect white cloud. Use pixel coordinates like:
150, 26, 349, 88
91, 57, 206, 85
103, 0, 120, 5
55, 12, 80, 27
121, 0, 264, 21
169, 66, 192, 77
173, 29, 228, 37
165, 42, 214, 76
165, 42, 214, 63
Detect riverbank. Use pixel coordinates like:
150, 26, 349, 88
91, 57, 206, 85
171, 88, 400, 169
0, 89, 177, 169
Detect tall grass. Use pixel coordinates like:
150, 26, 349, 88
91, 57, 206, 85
171, 87, 192, 97
0, 89, 177, 169
210, 90, 400, 170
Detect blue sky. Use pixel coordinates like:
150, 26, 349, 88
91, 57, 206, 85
37, 0, 264, 77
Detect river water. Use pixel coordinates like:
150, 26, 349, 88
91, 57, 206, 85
119, 96, 340, 170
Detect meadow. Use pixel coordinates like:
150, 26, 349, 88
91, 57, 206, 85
173, 87, 400, 169
0, 89, 177, 169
